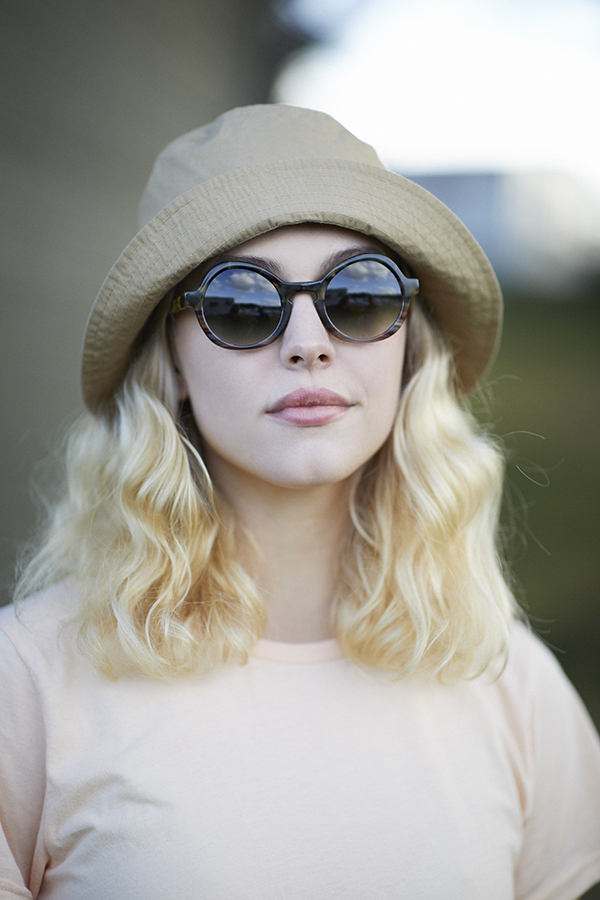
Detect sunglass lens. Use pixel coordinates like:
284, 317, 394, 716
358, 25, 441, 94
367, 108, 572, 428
203, 268, 282, 346
324, 260, 405, 339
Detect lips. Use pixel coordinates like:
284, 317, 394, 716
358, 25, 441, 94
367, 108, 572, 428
268, 388, 351, 413
267, 388, 353, 426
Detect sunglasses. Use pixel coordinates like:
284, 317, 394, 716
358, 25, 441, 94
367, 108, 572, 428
171, 253, 419, 349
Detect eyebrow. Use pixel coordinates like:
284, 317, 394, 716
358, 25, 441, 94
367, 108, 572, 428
216, 245, 385, 281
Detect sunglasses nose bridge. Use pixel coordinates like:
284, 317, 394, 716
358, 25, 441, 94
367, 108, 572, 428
280, 282, 332, 334
280, 278, 324, 304
277, 284, 324, 331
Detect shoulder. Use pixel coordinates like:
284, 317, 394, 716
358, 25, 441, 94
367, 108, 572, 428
490, 620, 600, 758
495, 623, 600, 899
505, 620, 567, 679
1, 577, 81, 629
0, 579, 83, 675
498, 621, 593, 721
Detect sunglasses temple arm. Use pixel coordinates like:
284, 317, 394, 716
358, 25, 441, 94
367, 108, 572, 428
406, 278, 420, 298
172, 293, 187, 314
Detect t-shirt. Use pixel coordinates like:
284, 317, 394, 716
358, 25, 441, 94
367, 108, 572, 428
1, 581, 600, 900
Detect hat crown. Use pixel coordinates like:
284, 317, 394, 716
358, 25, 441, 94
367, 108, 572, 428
138, 104, 384, 228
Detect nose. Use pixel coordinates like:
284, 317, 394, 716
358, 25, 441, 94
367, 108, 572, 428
279, 292, 336, 369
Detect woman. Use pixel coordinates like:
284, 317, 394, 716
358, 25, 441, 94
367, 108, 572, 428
1, 104, 599, 899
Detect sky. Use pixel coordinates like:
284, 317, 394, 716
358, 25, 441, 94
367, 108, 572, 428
276, 0, 600, 200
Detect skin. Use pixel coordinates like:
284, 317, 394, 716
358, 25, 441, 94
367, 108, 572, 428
173, 224, 407, 641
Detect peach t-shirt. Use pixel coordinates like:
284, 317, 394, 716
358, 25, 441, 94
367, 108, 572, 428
1, 582, 600, 899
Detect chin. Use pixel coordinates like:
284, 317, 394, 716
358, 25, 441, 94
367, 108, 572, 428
262, 456, 366, 489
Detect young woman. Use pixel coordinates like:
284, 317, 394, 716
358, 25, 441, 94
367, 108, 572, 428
1, 104, 599, 900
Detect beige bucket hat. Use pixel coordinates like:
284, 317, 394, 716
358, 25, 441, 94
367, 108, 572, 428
82, 104, 502, 410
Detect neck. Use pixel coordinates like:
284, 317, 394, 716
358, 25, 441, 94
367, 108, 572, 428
212, 465, 353, 643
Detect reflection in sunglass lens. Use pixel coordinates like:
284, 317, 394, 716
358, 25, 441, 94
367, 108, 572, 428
324, 260, 404, 339
203, 269, 282, 346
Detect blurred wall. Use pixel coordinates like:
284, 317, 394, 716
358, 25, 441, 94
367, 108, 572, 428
0, 0, 306, 602
406, 171, 600, 297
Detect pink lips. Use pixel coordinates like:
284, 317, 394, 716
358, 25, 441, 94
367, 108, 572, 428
267, 388, 353, 426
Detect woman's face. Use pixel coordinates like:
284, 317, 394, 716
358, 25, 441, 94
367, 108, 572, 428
172, 224, 407, 492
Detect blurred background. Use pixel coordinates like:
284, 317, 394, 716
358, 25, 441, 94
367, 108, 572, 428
1, 0, 599, 787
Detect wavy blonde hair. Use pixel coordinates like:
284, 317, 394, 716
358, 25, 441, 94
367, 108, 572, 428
16, 299, 518, 680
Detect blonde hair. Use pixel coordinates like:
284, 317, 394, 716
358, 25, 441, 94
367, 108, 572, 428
16, 301, 518, 680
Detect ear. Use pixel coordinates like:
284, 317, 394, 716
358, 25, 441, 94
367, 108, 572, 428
169, 344, 188, 401
176, 370, 189, 402
165, 307, 189, 402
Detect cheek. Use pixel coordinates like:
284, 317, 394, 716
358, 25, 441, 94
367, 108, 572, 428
342, 331, 406, 467
364, 329, 407, 413
173, 314, 230, 399
174, 316, 223, 413
173, 317, 257, 443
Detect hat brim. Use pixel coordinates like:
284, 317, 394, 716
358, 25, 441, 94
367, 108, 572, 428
82, 158, 502, 410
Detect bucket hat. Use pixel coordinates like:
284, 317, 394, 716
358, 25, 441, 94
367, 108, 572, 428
82, 104, 502, 410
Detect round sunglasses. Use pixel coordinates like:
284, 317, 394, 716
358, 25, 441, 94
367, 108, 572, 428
171, 253, 419, 349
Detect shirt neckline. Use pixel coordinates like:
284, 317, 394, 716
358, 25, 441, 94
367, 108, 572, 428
251, 637, 344, 664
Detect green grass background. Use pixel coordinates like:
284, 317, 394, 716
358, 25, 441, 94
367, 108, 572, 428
477, 296, 600, 733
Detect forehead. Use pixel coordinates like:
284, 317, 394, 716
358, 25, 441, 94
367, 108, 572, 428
227, 223, 385, 258
180, 223, 390, 290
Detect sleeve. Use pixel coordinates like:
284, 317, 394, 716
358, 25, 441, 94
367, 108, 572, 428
0, 623, 46, 899
513, 631, 600, 900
